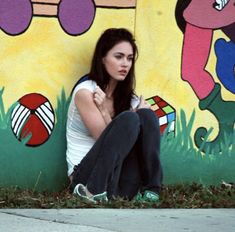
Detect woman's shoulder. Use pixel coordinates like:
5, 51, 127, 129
73, 79, 97, 95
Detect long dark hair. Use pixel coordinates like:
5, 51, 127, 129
89, 28, 138, 116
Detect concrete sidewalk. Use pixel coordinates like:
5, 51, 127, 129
0, 208, 235, 232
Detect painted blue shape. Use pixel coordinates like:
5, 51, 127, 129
214, 38, 235, 94
167, 112, 175, 122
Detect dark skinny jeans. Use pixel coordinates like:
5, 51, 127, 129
71, 108, 163, 199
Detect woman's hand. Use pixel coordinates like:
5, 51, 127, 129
93, 86, 107, 111
93, 86, 112, 125
137, 95, 151, 109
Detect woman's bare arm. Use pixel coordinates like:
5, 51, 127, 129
75, 89, 111, 139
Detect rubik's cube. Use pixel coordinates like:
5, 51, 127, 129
146, 96, 176, 135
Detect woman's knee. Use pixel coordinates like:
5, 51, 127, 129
117, 111, 140, 126
136, 108, 160, 128
112, 111, 140, 139
115, 111, 140, 128
137, 108, 158, 120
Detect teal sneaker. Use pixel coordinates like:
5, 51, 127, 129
73, 184, 108, 203
133, 192, 143, 202
142, 190, 159, 203
93, 192, 108, 203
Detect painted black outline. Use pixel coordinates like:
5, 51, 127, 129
35, 111, 52, 134
33, 14, 57, 18
96, 6, 135, 9
32, 2, 58, 18
0, 0, 33, 36
11, 105, 27, 130
27, 93, 55, 147
32, 2, 58, 6
41, 101, 54, 115
10, 93, 55, 147
12, 108, 30, 137
11, 103, 21, 120
15, 112, 31, 138
145, 95, 177, 136
57, 0, 96, 36
36, 105, 54, 130
1, 0, 136, 36
36, 106, 54, 129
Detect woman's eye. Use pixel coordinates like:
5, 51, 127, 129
115, 55, 122, 59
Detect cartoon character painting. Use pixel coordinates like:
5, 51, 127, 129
215, 38, 235, 94
175, 0, 235, 151
0, 0, 135, 36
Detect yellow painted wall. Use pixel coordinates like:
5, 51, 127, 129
135, 0, 235, 140
0, 8, 135, 109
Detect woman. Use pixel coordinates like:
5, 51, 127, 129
66, 28, 163, 203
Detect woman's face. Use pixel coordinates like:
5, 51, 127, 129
102, 41, 134, 82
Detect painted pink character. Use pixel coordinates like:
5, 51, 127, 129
175, 0, 235, 151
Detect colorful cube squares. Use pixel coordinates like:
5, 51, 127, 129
146, 96, 176, 135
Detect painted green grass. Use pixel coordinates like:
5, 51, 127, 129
0, 87, 234, 192
0, 87, 11, 129
161, 109, 235, 186
0, 88, 70, 192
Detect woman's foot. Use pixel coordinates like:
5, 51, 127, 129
142, 190, 159, 203
134, 190, 159, 203
73, 184, 108, 203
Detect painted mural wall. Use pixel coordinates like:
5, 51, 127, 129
0, 0, 234, 191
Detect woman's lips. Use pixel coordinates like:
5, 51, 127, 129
119, 70, 127, 75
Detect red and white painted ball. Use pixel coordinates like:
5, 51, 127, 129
11, 93, 55, 146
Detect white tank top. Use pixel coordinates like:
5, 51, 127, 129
66, 79, 140, 176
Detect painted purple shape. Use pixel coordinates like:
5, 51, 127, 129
0, 0, 32, 35
58, 0, 96, 36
